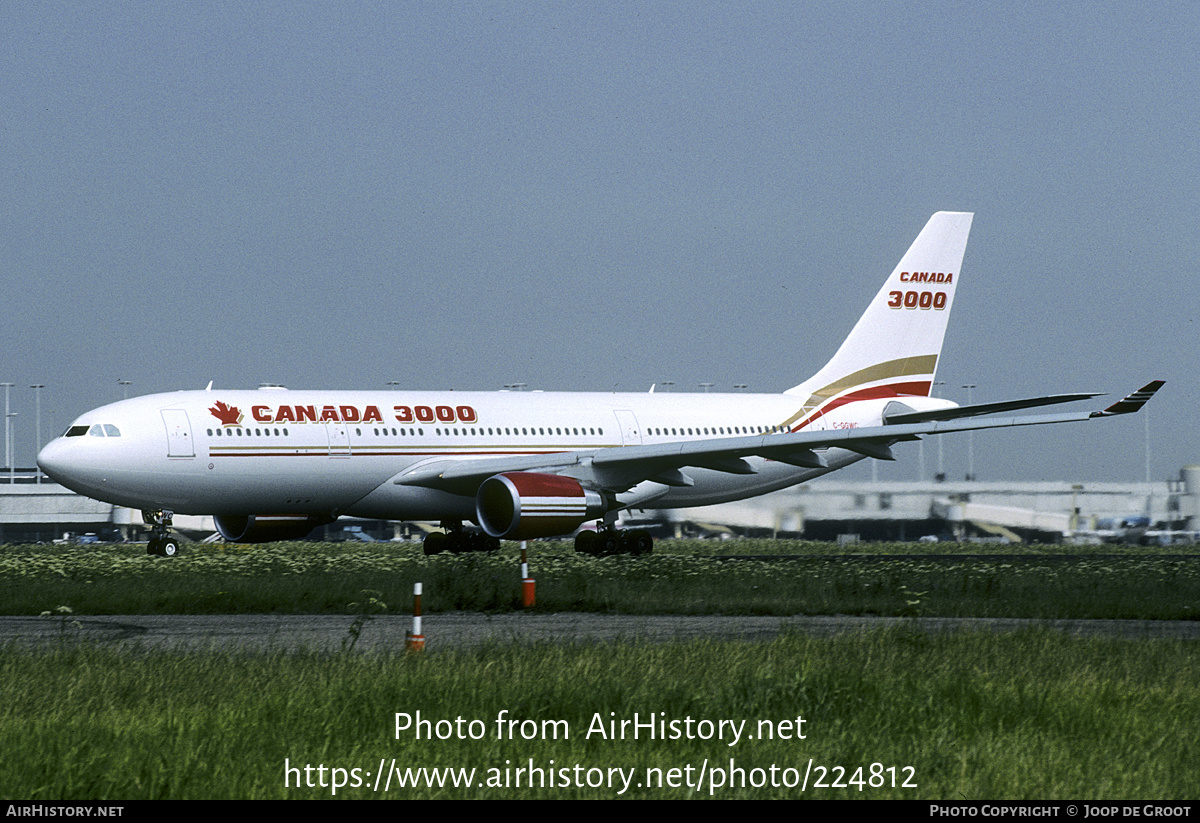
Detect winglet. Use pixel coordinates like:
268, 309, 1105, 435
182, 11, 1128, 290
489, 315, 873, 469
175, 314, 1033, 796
1089, 381, 1165, 417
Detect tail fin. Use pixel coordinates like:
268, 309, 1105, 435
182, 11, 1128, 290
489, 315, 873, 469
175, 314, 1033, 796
785, 212, 974, 415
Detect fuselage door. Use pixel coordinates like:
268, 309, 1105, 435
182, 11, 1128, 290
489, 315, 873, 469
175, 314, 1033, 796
161, 409, 195, 458
613, 409, 642, 446
326, 423, 351, 457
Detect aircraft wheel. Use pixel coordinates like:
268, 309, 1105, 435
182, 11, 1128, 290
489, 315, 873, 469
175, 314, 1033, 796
423, 532, 447, 556
160, 538, 180, 557
574, 531, 598, 555
596, 531, 619, 555
146, 538, 160, 556
625, 529, 653, 555
483, 536, 501, 552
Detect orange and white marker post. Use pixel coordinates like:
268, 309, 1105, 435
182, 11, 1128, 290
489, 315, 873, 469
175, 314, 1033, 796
521, 541, 535, 608
405, 582, 425, 652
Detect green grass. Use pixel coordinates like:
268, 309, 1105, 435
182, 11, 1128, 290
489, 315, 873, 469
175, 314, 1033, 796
2, 540, 1198, 619
1, 629, 1196, 799
2, 540, 1196, 800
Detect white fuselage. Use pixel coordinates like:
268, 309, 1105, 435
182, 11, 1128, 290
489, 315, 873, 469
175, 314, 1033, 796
36, 387, 948, 522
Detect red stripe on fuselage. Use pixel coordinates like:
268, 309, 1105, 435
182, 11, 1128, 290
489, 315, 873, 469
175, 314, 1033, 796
792, 380, 932, 431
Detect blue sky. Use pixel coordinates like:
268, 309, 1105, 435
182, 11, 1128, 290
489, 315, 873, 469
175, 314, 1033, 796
3, 2, 1196, 482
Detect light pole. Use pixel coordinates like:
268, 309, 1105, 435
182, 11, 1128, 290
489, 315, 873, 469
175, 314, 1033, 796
962, 384, 976, 480
1144, 406, 1152, 484
118, 380, 132, 400
30, 385, 43, 483
933, 382, 946, 481
5, 412, 15, 484
1, 383, 12, 475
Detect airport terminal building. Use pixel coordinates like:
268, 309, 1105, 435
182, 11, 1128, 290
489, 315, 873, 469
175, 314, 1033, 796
668, 466, 1200, 544
3, 464, 1198, 545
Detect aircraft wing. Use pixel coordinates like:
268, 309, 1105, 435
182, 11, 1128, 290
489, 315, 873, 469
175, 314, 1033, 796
393, 381, 1164, 495
882, 392, 1104, 424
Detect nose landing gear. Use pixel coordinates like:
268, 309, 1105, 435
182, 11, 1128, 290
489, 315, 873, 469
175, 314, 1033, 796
143, 509, 181, 557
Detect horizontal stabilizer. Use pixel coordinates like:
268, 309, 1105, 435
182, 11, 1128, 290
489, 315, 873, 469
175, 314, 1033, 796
884, 393, 1102, 425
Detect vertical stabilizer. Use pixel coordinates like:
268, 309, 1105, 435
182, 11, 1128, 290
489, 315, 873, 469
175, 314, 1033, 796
784, 212, 973, 420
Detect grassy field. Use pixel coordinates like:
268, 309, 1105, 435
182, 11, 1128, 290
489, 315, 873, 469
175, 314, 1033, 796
1, 539, 1198, 619
2, 539, 1197, 800
2, 629, 1197, 799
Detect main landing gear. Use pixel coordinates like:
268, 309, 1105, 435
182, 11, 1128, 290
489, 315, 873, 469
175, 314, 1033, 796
142, 509, 181, 557
574, 527, 653, 556
420, 523, 654, 556
423, 523, 501, 555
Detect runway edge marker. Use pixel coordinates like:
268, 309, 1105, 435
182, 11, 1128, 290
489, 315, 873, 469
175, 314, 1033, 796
405, 581, 425, 653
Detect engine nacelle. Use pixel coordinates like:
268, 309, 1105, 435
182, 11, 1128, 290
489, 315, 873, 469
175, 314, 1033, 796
476, 472, 606, 540
214, 514, 328, 543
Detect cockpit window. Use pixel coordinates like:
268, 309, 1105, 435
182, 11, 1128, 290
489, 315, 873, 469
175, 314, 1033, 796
79, 423, 122, 437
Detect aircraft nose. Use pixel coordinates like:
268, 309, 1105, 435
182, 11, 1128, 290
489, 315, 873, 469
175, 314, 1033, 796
37, 436, 111, 489
37, 436, 116, 500
37, 438, 74, 485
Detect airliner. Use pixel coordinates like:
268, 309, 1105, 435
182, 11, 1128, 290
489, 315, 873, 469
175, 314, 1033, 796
37, 212, 1162, 556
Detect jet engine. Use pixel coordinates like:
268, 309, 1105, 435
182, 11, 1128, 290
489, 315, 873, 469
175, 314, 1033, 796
476, 472, 607, 540
214, 514, 328, 543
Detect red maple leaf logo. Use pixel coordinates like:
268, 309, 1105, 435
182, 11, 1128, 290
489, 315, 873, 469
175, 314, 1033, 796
209, 401, 243, 426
